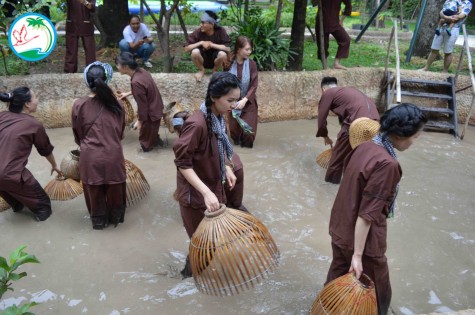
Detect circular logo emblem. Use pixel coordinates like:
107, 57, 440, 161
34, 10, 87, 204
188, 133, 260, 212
8, 13, 57, 62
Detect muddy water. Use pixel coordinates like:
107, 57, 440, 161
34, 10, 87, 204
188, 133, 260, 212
0, 118, 474, 315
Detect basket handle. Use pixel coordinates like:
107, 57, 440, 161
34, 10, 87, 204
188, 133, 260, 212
204, 204, 227, 218
352, 272, 375, 289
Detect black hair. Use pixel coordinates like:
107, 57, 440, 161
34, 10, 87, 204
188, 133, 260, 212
321, 76, 338, 88
0, 87, 32, 113
204, 10, 220, 29
380, 103, 428, 138
115, 52, 139, 71
129, 14, 140, 23
204, 72, 241, 145
85, 65, 123, 116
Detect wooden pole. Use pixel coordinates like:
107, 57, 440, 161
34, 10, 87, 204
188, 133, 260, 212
317, 0, 327, 69
394, 20, 401, 105
460, 24, 475, 139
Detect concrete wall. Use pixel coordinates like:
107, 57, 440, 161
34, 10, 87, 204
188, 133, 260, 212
0, 68, 473, 128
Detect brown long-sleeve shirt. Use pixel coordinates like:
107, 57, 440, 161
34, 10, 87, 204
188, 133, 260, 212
173, 110, 226, 209
234, 59, 258, 110
0, 111, 54, 184
316, 86, 379, 138
317, 0, 352, 33
329, 141, 401, 257
131, 68, 164, 123
72, 96, 126, 185
66, 0, 95, 36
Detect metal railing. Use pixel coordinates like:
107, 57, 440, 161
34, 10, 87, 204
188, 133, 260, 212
455, 24, 475, 139
384, 20, 401, 108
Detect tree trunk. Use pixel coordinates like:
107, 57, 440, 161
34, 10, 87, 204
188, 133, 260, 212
144, 0, 180, 72
97, 0, 129, 47
175, 7, 189, 41
286, 0, 307, 71
274, 0, 284, 30
413, 0, 444, 57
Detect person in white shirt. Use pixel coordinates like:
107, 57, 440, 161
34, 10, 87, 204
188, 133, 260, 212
118, 14, 156, 68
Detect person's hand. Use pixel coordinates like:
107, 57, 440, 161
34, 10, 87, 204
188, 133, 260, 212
339, 19, 343, 26
324, 136, 333, 146
349, 254, 363, 279
234, 99, 247, 110
202, 41, 212, 50
51, 165, 63, 177
117, 91, 131, 100
225, 165, 237, 190
134, 120, 142, 131
204, 191, 220, 212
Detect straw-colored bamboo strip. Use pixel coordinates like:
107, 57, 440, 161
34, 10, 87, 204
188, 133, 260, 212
60, 149, 80, 181
0, 196, 10, 212
122, 96, 136, 127
44, 176, 83, 201
316, 147, 332, 169
125, 159, 150, 207
311, 272, 377, 315
189, 205, 280, 296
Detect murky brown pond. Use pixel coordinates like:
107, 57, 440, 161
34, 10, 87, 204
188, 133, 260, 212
1, 118, 474, 315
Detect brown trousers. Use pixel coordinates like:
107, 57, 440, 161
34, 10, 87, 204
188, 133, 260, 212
229, 106, 258, 148
82, 182, 126, 227
139, 119, 161, 152
64, 33, 96, 73
326, 242, 391, 315
0, 175, 51, 221
325, 125, 352, 184
315, 23, 351, 60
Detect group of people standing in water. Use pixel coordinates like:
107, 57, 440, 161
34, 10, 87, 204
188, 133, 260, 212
1, 30, 428, 314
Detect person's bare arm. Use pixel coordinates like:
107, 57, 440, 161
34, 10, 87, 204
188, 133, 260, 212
184, 41, 203, 53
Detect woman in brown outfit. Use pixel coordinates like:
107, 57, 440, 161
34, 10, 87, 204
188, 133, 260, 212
0, 87, 62, 221
228, 36, 259, 148
116, 52, 164, 152
72, 62, 126, 230
325, 104, 427, 314
173, 72, 241, 278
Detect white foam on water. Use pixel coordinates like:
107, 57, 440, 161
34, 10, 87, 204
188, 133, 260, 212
167, 281, 198, 298
109, 310, 121, 315
68, 299, 82, 307
30, 289, 57, 303
399, 307, 415, 315
449, 232, 464, 240
81, 307, 88, 313
99, 292, 106, 301
435, 306, 454, 313
0, 296, 27, 310
428, 290, 442, 304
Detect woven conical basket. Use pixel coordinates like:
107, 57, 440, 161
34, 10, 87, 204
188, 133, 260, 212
60, 149, 81, 181
311, 272, 377, 315
0, 196, 10, 212
349, 118, 380, 149
316, 146, 333, 169
125, 159, 150, 207
115, 90, 136, 128
189, 204, 280, 296
44, 176, 84, 201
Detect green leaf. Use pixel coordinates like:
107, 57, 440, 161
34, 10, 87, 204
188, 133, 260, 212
8, 271, 26, 281
9, 245, 27, 265
16, 255, 40, 266
0, 256, 9, 271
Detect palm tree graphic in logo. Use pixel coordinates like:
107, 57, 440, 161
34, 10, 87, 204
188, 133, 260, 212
8, 13, 57, 62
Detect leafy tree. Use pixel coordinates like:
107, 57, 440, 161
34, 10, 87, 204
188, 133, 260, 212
286, 0, 307, 70
412, 0, 444, 58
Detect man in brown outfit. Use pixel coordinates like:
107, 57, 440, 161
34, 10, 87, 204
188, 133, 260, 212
316, 77, 379, 184
314, 0, 352, 69
116, 52, 164, 152
64, 0, 96, 73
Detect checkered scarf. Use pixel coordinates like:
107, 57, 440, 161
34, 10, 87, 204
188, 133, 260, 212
200, 102, 233, 183
372, 133, 399, 218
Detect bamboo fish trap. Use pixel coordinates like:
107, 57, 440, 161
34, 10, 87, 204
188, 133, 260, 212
311, 272, 377, 315
349, 117, 381, 149
189, 204, 280, 296
125, 159, 150, 207
115, 90, 135, 127
0, 196, 10, 212
316, 145, 333, 169
60, 149, 81, 181
44, 176, 84, 201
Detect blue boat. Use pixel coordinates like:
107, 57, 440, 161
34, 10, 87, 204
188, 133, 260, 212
128, 1, 228, 15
